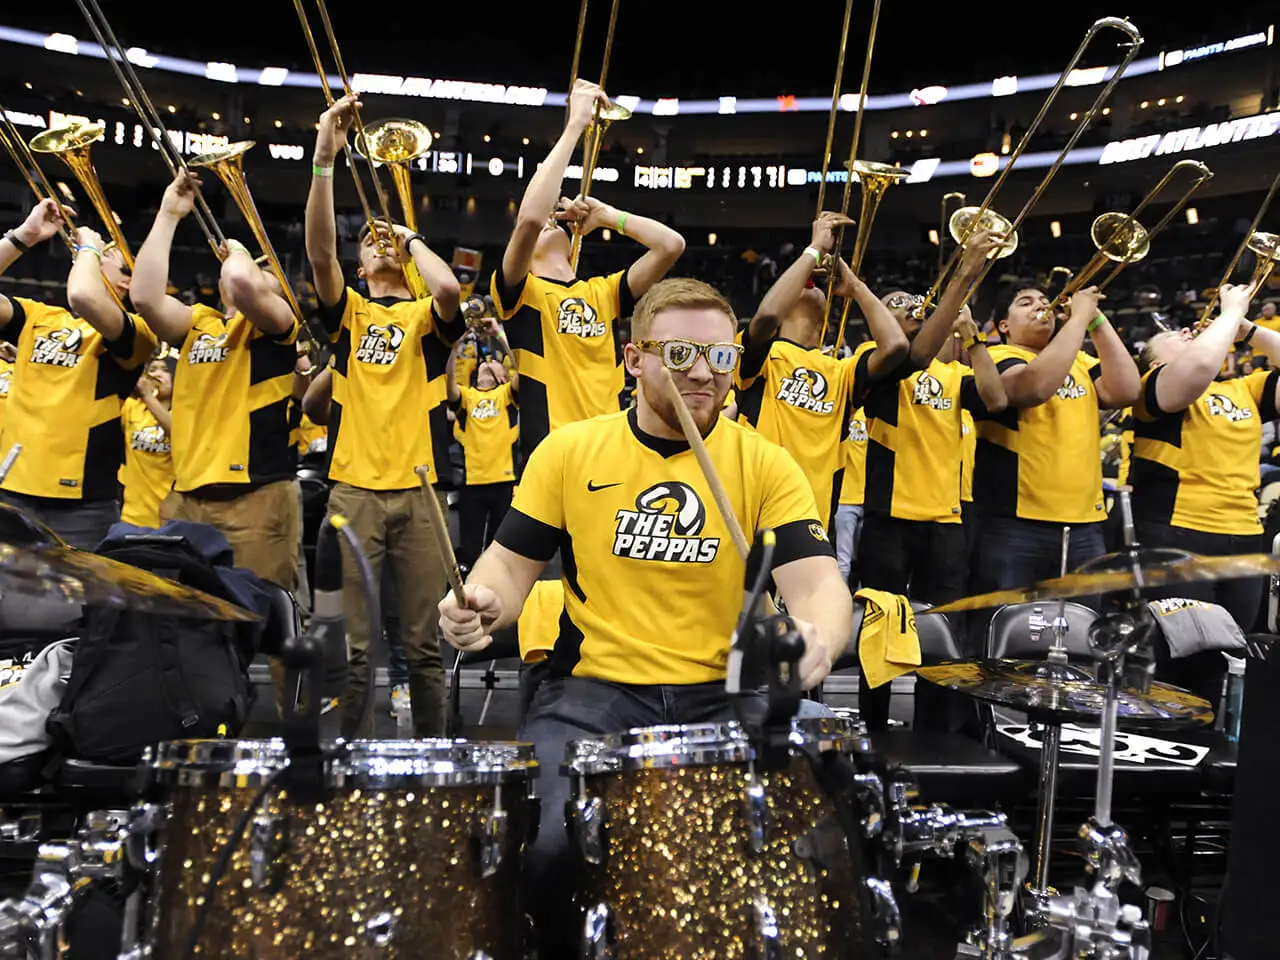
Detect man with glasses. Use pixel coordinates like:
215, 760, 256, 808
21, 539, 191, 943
491, 79, 686, 460
735, 212, 909, 530
438, 277, 851, 958
0, 199, 158, 549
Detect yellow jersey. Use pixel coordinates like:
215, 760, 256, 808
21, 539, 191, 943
170, 305, 298, 495
1132, 367, 1278, 535
838, 408, 867, 507
496, 408, 833, 685
735, 334, 863, 528
291, 412, 328, 457
0, 356, 12, 437
453, 382, 518, 486
491, 267, 632, 460
319, 288, 464, 490
961, 408, 976, 504
517, 579, 565, 664
118, 396, 174, 528
862, 357, 987, 523
975, 346, 1106, 524
0, 298, 157, 500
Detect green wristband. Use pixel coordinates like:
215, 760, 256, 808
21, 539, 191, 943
1088, 312, 1106, 332
616, 212, 629, 236
312, 163, 334, 178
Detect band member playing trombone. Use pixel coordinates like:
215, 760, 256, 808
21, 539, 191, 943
1131, 284, 1280, 629
736, 211, 908, 530
130, 172, 302, 595
492, 79, 686, 460
970, 285, 1141, 591
438, 277, 849, 958
307, 92, 463, 738
0, 199, 158, 549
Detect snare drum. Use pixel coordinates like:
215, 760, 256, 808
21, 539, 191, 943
133, 738, 537, 959
563, 716, 879, 958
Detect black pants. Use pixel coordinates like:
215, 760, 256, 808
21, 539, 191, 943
458, 482, 513, 569
857, 513, 969, 732
519, 676, 764, 958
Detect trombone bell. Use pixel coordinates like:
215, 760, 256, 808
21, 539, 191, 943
1248, 230, 1280, 264
949, 206, 1019, 259
596, 100, 632, 123
29, 120, 106, 156
189, 140, 255, 171
357, 118, 434, 165
1091, 212, 1150, 264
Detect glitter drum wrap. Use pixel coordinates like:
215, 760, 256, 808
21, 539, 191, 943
564, 717, 877, 958
140, 738, 538, 959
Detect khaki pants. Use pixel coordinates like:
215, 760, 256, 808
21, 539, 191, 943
326, 482, 447, 738
160, 480, 301, 590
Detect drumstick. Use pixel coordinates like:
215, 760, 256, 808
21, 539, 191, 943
415, 465, 468, 607
658, 367, 751, 560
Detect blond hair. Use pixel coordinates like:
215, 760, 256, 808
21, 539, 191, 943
631, 277, 736, 341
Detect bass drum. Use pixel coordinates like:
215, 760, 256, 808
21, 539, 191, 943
563, 716, 884, 958
134, 738, 538, 959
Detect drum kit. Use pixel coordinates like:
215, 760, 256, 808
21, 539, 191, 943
0, 493, 1270, 958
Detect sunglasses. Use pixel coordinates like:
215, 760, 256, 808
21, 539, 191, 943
635, 338, 743, 375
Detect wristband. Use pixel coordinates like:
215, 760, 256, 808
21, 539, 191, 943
4, 230, 30, 254
616, 212, 629, 236
404, 232, 428, 253
1087, 312, 1106, 332
803, 245, 822, 268
311, 163, 334, 178
225, 239, 251, 258
74, 244, 101, 259
1242, 323, 1258, 345
963, 336, 981, 352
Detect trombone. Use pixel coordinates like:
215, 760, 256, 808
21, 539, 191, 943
356, 120, 435, 232
291, 0, 426, 297
566, 0, 632, 272
817, 0, 907, 350
914, 17, 1145, 319
939, 192, 966, 277
1194, 167, 1280, 332
71, 0, 320, 359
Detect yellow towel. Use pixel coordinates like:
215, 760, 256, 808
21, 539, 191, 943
856, 588, 922, 689
517, 580, 565, 664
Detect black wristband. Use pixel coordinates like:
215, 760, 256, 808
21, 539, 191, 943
1243, 323, 1258, 345
4, 230, 29, 254
405, 233, 428, 253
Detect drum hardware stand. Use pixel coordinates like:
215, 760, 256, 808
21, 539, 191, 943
0, 809, 132, 960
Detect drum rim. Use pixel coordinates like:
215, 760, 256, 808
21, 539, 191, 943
561, 715, 868, 776
143, 737, 540, 788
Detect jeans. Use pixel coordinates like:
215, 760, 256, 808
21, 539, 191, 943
857, 513, 970, 733
381, 562, 409, 687
458, 482, 513, 570
0, 492, 120, 552
834, 503, 864, 586
519, 676, 764, 959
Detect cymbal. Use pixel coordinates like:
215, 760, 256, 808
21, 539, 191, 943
0, 542, 261, 623
916, 660, 1213, 727
927, 552, 1280, 614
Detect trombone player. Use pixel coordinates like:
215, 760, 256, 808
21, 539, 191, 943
306, 92, 463, 738
0, 198, 159, 549
130, 171, 303, 599
492, 79, 686, 461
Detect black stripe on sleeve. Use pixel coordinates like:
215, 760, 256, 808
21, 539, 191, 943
3, 297, 28, 344
102, 310, 138, 360
433, 303, 466, 345
738, 324, 770, 381
1262, 369, 1280, 424
491, 264, 528, 318
617, 269, 638, 319
1088, 362, 1103, 382
494, 507, 561, 562
317, 287, 348, 338
995, 356, 1026, 374
1142, 366, 1165, 418
762, 518, 836, 576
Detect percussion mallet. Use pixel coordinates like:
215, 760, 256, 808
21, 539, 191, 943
415, 465, 468, 608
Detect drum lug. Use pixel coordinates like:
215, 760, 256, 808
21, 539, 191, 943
581, 901, 616, 959
363, 910, 397, 948
249, 813, 289, 891
566, 795, 607, 865
865, 877, 903, 951
854, 773, 885, 839
78, 809, 130, 880
750, 896, 783, 960
793, 816, 848, 871
117, 948, 152, 960
743, 772, 768, 855
470, 809, 509, 879
123, 803, 168, 872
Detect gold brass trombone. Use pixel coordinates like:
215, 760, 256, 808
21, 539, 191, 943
73, 0, 319, 357
914, 17, 1145, 319
938, 192, 966, 276
356, 119, 435, 232
28, 120, 133, 268
817, 0, 907, 350
1194, 167, 1280, 332
566, 0, 631, 272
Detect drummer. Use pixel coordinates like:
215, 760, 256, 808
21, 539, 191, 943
438, 277, 851, 957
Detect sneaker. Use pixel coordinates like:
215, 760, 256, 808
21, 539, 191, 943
389, 683, 411, 718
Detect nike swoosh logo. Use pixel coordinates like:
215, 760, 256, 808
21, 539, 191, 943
587, 480, 623, 492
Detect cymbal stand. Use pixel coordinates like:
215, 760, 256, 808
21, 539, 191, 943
1029, 489, 1154, 958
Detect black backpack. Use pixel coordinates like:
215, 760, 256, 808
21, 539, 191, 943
47, 536, 260, 765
